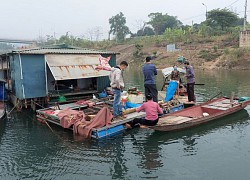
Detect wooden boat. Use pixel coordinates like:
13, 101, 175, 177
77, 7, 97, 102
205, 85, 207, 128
150, 97, 250, 132
36, 99, 184, 139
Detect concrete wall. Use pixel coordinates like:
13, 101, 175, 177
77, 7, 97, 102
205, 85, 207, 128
239, 30, 250, 48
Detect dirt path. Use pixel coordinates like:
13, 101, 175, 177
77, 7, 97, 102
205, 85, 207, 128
207, 56, 223, 69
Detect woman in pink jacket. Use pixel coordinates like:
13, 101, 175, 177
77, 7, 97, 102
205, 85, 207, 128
128, 94, 163, 127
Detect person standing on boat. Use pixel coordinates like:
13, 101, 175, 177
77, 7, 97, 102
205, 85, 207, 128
127, 94, 163, 128
171, 65, 180, 81
184, 61, 196, 102
109, 61, 129, 119
170, 65, 181, 96
142, 56, 158, 102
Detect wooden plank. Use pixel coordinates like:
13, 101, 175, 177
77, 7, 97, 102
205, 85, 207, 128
158, 115, 193, 126
94, 112, 146, 131
202, 105, 229, 110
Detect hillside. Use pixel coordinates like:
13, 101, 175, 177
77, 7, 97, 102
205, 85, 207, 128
108, 35, 250, 70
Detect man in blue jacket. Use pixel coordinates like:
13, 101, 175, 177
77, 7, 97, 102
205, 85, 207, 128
142, 56, 158, 102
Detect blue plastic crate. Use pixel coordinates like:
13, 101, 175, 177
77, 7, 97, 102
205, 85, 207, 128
92, 124, 125, 139
169, 104, 184, 113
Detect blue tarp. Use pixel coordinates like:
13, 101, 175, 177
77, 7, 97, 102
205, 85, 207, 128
124, 101, 141, 109
165, 81, 178, 102
0, 83, 7, 101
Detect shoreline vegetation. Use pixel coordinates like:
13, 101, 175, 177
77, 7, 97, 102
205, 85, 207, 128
108, 34, 250, 70
2, 9, 250, 70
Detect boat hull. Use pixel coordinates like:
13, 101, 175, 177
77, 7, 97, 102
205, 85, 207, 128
151, 97, 250, 132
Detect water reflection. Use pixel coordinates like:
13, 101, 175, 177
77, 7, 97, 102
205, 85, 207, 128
130, 131, 163, 171
0, 117, 6, 144
124, 67, 250, 100
149, 109, 250, 157
195, 69, 250, 98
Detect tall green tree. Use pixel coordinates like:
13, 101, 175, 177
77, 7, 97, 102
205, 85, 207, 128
109, 12, 130, 41
206, 8, 239, 30
147, 13, 182, 35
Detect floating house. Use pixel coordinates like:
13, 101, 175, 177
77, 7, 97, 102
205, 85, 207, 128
0, 44, 118, 109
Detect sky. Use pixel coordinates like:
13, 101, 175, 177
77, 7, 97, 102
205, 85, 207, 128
0, 0, 247, 41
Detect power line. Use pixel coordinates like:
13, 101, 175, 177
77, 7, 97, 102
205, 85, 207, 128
226, 0, 241, 8
180, 0, 244, 24
181, 14, 204, 22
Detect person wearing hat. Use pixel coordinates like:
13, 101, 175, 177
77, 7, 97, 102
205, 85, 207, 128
184, 61, 196, 102
126, 94, 163, 128
142, 56, 158, 102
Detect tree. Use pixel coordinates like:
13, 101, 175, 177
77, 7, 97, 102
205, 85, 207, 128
109, 12, 130, 41
147, 13, 182, 35
206, 8, 239, 30
136, 26, 155, 36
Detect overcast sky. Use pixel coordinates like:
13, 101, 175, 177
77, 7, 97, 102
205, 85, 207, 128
0, 0, 246, 40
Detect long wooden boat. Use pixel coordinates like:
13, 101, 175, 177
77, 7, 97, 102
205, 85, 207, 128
150, 97, 250, 132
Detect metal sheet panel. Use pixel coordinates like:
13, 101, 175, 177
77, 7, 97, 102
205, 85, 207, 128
46, 54, 112, 80
13, 48, 118, 55
21, 54, 47, 98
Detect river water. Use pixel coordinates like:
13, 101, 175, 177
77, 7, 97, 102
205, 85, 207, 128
0, 67, 250, 180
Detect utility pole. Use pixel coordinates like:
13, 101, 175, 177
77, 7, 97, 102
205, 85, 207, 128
202, 3, 208, 20
244, 0, 247, 31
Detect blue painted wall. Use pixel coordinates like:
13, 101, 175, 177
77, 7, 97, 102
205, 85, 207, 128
21, 54, 46, 99
11, 54, 46, 99
11, 54, 23, 98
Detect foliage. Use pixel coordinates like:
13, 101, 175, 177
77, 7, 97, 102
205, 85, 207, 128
147, 13, 182, 35
133, 44, 144, 59
164, 28, 187, 43
152, 51, 157, 56
198, 24, 213, 37
198, 50, 222, 61
206, 8, 239, 30
109, 12, 130, 42
136, 26, 155, 36
224, 48, 230, 55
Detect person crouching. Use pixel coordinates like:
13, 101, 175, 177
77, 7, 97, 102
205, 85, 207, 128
127, 94, 163, 128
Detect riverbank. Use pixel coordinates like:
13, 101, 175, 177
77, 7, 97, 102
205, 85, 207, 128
108, 35, 250, 70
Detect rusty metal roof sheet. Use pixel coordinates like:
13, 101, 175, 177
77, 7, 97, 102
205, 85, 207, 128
13, 48, 117, 55
46, 54, 111, 80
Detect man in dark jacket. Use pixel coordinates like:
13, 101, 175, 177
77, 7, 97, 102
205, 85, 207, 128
184, 61, 196, 102
142, 56, 158, 102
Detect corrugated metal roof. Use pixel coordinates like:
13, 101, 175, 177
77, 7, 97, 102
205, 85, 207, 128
46, 54, 111, 80
9, 44, 118, 55
12, 48, 117, 55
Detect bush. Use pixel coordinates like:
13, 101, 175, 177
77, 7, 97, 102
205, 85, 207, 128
198, 50, 221, 61
133, 44, 144, 58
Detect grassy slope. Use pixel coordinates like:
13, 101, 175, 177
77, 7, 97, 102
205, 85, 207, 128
107, 35, 250, 70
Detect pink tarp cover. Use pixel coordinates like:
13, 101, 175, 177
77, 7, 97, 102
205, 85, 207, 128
57, 108, 85, 128
74, 107, 113, 138
57, 107, 113, 138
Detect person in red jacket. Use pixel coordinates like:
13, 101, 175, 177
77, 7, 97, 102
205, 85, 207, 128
127, 94, 163, 128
